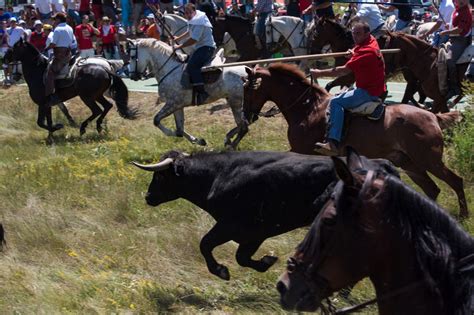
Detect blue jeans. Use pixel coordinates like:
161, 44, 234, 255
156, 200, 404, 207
187, 46, 215, 85
394, 19, 409, 31
256, 11, 270, 39
328, 88, 379, 142
431, 31, 449, 47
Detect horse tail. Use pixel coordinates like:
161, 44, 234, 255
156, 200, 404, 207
108, 73, 138, 119
435, 111, 462, 130
0, 223, 5, 250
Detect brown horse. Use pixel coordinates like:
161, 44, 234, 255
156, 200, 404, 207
242, 63, 467, 217
277, 148, 474, 314
308, 18, 427, 106
379, 31, 471, 112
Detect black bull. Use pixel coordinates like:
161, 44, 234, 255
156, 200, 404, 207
133, 150, 398, 280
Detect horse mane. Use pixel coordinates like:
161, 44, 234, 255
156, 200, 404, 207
390, 32, 437, 55
267, 63, 329, 96
137, 38, 174, 55
381, 175, 474, 313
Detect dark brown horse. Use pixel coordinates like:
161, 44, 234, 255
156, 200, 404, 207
242, 63, 467, 217
379, 31, 471, 112
308, 18, 427, 106
213, 15, 262, 61
277, 148, 474, 314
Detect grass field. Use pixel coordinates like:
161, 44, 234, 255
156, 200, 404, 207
0, 85, 472, 314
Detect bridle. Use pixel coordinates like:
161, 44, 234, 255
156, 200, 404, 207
127, 42, 181, 85
266, 17, 305, 54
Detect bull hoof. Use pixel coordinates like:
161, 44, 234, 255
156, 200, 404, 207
260, 255, 278, 270
196, 138, 207, 146
213, 264, 230, 280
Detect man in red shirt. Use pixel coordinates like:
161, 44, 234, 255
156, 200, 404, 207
439, 0, 472, 99
29, 20, 47, 52
75, 15, 100, 57
311, 21, 386, 155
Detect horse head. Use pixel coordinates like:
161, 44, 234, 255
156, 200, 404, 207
309, 18, 352, 54
9, 38, 33, 62
213, 16, 228, 46
242, 66, 267, 124
277, 148, 399, 312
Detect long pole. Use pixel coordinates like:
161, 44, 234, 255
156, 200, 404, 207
202, 49, 401, 70
333, 0, 432, 6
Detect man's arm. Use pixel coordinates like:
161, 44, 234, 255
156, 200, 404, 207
439, 26, 462, 36
310, 65, 352, 79
173, 30, 189, 42
420, 20, 441, 39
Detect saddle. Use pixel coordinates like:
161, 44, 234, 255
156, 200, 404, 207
48, 56, 120, 89
180, 48, 225, 90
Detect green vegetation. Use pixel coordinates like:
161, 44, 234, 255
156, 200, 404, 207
0, 86, 472, 313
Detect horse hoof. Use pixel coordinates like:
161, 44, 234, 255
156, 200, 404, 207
54, 123, 64, 131
214, 265, 230, 281
196, 138, 207, 146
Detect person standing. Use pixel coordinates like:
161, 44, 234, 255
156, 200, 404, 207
102, 0, 118, 23
172, 3, 216, 105
45, 13, 76, 105
350, 2, 385, 36
75, 14, 100, 57
378, 0, 412, 31
6, 17, 25, 47
91, 0, 103, 22
132, 0, 145, 35
145, 13, 161, 39
98, 16, 120, 58
311, 22, 386, 155
286, 0, 300, 17
29, 20, 48, 52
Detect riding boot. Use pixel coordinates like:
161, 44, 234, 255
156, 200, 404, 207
446, 60, 461, 99
194, 84, 209, 105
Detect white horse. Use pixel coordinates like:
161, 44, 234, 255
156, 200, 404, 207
265, 16, 309, 57
127, 38, 249, 148
162, 13, 237, 58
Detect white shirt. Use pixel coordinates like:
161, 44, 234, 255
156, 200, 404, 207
35, 0, 52, 14
7, 26, 25, 47
64, 0, 77, 10
45, 31, 54, 57
51, 0, 66, 13
438, 0, 454, 31
52, 22, 75, 48
356, 3, 385, 32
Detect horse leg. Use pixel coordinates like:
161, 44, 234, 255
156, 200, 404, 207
153, 102, 182, 137
235, 240, 278, 272
57, 102, 78, 127
173, 108, 207, 146
431, 98, 449, 113
401, 71, 421, 106
79, 96, 103, 136
325, 73, 354, 92
225, 100, 248, 149
200, 222, 234, 280
426, 163, 468, 218
95, 96, 113, 133
399, 159, 441, 200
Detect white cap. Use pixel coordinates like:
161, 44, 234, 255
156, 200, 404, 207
9, 17, 17, 22
18, 19, 26, 24
146, 13, 155, 19
34, 20, 43, 26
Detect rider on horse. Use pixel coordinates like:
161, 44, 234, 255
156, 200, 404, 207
45, 12, 75, 107
311, 21, 386, 156
438, 0, 472, 99
172, 3, 216, 105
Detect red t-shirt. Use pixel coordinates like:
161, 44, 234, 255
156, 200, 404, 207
451, 5, 472, 37
299, 0, 312, 12
29, 31, 47, 52
99, 25, 116, 44
75, 24, 95, 49
79, 0, 90, 11
345, 35, 386, 97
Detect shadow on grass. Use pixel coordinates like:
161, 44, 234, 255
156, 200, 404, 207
46, 132, 115, 145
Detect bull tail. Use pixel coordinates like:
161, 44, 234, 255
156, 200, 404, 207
436, 111, 462, 130
108, 73, 138, 120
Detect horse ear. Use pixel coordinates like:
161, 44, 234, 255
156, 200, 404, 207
346, 146, 364, 172
332, 156, 353, 186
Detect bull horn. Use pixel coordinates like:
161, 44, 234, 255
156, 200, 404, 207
131, 157, 174, 172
